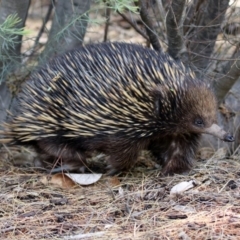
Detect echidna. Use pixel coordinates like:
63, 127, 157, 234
1, 42, 234, 175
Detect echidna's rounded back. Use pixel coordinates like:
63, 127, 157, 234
7, 43, 201, 142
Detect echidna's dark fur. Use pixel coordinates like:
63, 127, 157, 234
1, 42, 234, 175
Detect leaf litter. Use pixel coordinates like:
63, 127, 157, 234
0, 146, 240, 240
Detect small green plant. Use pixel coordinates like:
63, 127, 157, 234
0, 14, 30, 83
96, 0, 139, 13
0, 13, 30, 51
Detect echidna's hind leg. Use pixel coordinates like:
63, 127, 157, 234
148, 138, 171, 166
34, 138, 88, 173
106, 141, 145, 175
161, 134, 200, 175
107, 151, 139, 175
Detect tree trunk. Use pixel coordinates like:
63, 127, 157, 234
41, 0, 91, 63
185, 0, 230, 77
166, 0, 186, 60
0, 0, 30, 129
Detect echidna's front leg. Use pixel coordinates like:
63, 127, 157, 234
161, 134, 200, 175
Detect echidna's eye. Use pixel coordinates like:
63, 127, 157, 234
194, 118, 204, 127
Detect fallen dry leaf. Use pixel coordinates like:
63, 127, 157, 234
106, 176, 121, 187
40, 173, 76, 188
66, 173, 102, 185
170, 180, 197, 195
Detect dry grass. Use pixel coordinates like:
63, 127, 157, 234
0, 147, 240, 240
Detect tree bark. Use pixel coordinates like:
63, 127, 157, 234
166, 0, 186, 60
139, 0, 161, 51
0, 0, 30, 70
0, 0, 30, 129
213, 46, 240, 102
41, 0, 91, 63
186, 0, 230, 77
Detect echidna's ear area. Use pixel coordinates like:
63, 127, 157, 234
149, 84, 170, 117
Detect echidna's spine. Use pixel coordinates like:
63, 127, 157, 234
4, 43, 197, 143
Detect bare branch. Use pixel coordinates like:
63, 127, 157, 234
139, 0, 161, 51
166, 0, 186, 59
213, 45, 240, 102
117, 11, 149, 41
33, 2, 54, 51
103, 4, 111, 42
27, 1, 54, 58
183, 0, 200, 36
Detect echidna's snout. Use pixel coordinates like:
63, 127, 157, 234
204, 123, 234, 142
223, 133, 234, 142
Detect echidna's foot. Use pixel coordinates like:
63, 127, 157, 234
161, 157, 191, 176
